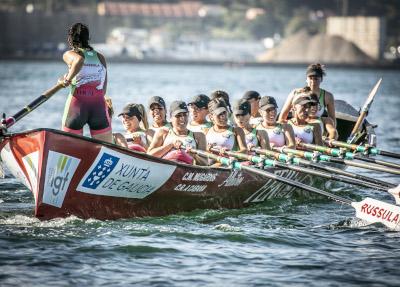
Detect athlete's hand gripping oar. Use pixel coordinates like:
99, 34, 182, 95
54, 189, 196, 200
274, 146, 400, 176
190, 148, 400, 230
298, 142, 400, 170
325, 138, 400, 160
213, 147, 400, 204
348, 78, 382, 143
253, 147, 397, 189
0, 83, 64, 133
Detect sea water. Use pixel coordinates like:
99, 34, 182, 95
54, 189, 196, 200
0, 62, 399, 286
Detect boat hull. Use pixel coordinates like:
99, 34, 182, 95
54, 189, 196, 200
0, 129, 314, 220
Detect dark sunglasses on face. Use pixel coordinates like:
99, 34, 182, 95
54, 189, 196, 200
151, 106, 164, 111
175, 113, 188, 118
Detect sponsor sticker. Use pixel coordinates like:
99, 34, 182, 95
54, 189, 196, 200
77, 147, 176, 199
43, 151, 80, 208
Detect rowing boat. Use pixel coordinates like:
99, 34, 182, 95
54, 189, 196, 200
0, 100, 373, 220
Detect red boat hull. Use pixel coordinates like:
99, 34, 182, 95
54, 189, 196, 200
0, 129, 311, 220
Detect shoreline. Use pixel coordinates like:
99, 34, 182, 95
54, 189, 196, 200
1, 56, 399, 70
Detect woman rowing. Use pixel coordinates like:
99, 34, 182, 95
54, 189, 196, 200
205, 98, 247, 153
210, 90, 234, 125
242, 90, 262, 126
233, 99, 270, 150
289, 94, 323, 146
187, 94, 212, 132
118, 103, 150, 152
307, 92, 338, 140
147, 101, 207, 165
147, 96, 171, 142
279, 63, 336, 126
60, 23, 112, 142
256, 96, 296, 148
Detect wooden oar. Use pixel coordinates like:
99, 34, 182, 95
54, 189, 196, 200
252, 147, 397, 190
348, 78, 382, 143
298, 142, 400, 170
325, 138, 400, 160
1, 83, 64, 132
275, 146, 400, 176
190, 148, 400, 230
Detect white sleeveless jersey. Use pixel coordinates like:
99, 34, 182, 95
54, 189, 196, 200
245, 128, 259, 147
289, 120, 314, 144
164, 129, 197, 149
257, 124, 285, 147
206, 126, 235, 150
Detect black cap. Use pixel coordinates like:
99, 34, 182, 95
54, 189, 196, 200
293, 95, 312, 106
170, 100, 188, 117
309, 93, 319, 104
118, 103, 142, 121
188, 94, 210, 109
242, 91, 261, 101
148, 96, 166, 109
208, 98, 228, 115
259, 96, 278, 111
233, 99, 251, 116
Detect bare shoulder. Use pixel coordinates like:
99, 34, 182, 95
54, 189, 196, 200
324, 90, 334, 101
63, 50, 82, 64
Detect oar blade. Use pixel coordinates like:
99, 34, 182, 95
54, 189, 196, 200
352, 197, 400, 230
388, 185, 400, 205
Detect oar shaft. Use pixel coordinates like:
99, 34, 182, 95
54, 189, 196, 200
298, 142, 344, 157
3, 83, 64, 129
353, 154, 400, 170
377, 150, 400, 160
293, 157, 396, 189
329, 157, 400, 176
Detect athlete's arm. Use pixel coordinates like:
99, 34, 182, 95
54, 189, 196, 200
325, 91, 336, 127
192, 132, 208, 166
283, 124, 296, 148
97, 52, 108, 93
257, 130, 270, 150
278, 90, 295, 123
147, 129, 172, 157
63, 50, 84, 83
311, 123, 323, 146
234, 127, 248, 153
323, 117, 338, 140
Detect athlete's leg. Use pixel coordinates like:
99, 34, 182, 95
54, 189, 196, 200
62, 95, 86, 135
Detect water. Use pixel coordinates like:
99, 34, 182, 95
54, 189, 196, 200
0, 61, 400, 286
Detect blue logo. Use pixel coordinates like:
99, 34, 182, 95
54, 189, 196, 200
82, 153, 119, 189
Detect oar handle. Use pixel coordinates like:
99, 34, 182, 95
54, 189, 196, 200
1, 83, 64, 130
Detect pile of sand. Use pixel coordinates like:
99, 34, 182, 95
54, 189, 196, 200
258, 30, 374, 64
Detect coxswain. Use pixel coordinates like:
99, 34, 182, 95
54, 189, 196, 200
205, 98, 247, 153
147, 101, 207, 165
233, 99, 270, 150
242, 90, 262, 126
60, 23, 112, 142
279, 63, 336, 126
256, 96, 296, 148
288, 94, 323, 146
187, 94, 212, 133
118, 103, 150, 152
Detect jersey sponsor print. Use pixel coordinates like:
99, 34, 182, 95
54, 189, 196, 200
43, 151, 81, 208
77, 147, 176, 199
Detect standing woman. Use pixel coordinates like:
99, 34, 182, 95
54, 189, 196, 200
205, 98, 247, 153
256, 96, 296, 148
60, 23, 112, 142
278, 63, 335, 126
